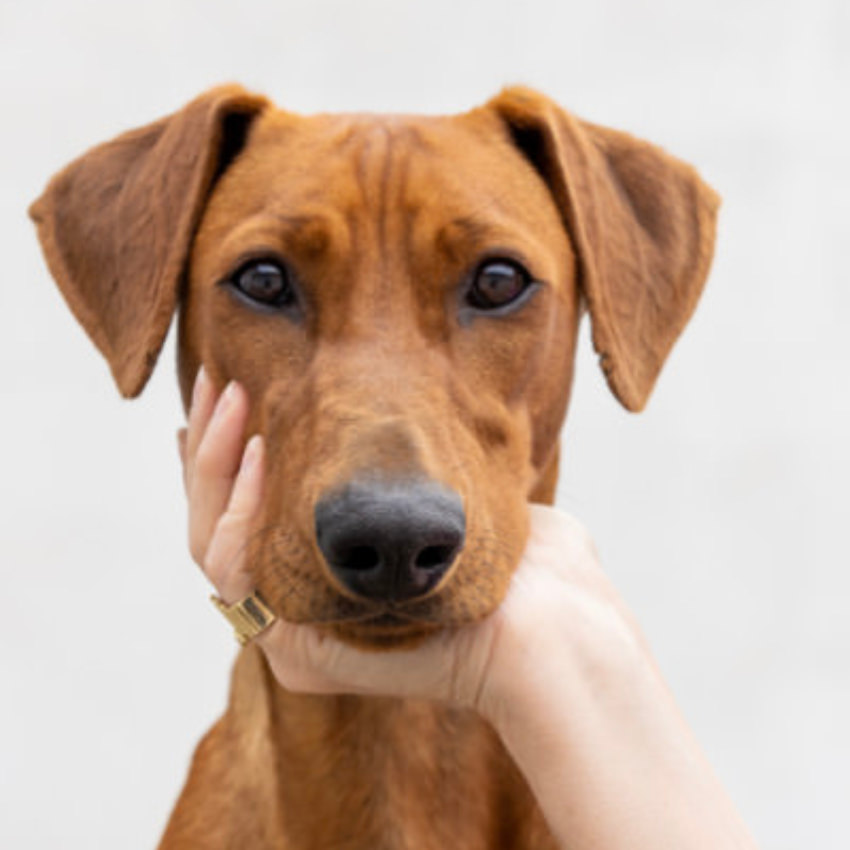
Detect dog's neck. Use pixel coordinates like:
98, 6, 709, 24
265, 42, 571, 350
228, 651, 545, 849
266, 681, 510, 846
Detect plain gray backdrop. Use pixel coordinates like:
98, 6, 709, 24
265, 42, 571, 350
2, 0, 848, 847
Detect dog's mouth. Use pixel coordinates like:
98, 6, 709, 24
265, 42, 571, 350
323, 611, 443, 649
287, 581, 493, 642
297, 600, 450, 648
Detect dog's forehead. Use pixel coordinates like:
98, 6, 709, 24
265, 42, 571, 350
244, 107, 517, 177
216, 107, 564, 235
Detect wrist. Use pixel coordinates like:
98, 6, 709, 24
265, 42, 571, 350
474, 553, 650, 736
480, 619, 649, 751
475, 597, 758, 850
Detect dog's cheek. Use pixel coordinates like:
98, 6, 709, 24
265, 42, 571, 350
230, 381, 327, 620
442, 490, 530, 623
443, 431, 531, 620
523, 284, 581, 475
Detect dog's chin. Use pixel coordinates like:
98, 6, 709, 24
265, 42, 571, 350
321, 615, 443, 650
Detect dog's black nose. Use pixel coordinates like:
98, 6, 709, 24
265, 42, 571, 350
314, 481, 465, 602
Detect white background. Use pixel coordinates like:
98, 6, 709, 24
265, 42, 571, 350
1, 1, 848, 847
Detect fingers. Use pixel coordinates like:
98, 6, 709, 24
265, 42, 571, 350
204, 435, 265, 602
258, 619, 464, 702
179, 369, 270, 616
182, 370, 253, 566
185, 367, 217, 474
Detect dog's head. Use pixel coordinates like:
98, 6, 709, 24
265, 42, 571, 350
30, 86, 718, 646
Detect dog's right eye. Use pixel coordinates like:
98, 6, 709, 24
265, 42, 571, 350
230, 259, 294, 308
466, 259, 534, 311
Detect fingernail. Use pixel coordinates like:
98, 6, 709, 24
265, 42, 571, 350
192, 366, 207, 408
213, 381, 238, 422
241, 434, 263, 473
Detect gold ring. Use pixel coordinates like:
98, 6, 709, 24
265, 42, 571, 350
211, 591, 277, 646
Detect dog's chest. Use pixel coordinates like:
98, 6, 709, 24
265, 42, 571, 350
270, 695, 552, 850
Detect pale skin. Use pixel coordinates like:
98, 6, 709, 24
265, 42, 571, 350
178, 369, 759, 850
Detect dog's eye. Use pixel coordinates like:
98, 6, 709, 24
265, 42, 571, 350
467, 260, 531, 310
232, 260, 293, 307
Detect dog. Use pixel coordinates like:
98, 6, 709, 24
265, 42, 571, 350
30, 84, 718, 848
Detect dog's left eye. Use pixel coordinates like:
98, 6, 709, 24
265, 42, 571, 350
467, 260, 532, 310
231, 259, 293, 308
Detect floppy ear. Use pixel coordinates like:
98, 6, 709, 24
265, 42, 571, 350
490, 86, 720, 412
29, 85, 269, 398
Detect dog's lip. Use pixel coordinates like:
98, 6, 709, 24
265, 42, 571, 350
320, 605, 439, 633
300, 592, 446, 627
354, 610, 420, 628
319, 606, 426, 629
323, 611, 442, 648
287, 592, 453, 632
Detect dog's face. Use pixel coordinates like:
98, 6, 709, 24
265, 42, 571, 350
180, 110, 579, 642
30, 86, 718, 647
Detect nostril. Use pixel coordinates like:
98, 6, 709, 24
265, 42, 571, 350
414, 544, 457, 571
315, 479, 466, 602
342, 545, 381, 572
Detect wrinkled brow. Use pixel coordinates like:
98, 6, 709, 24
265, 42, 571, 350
270, 214, 334, 258
435, 217, 496, 263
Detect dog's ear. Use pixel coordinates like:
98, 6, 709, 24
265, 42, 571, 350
489, 87, 720, 412
29, 85, 269, 398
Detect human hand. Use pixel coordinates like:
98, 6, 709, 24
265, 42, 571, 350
179, 371, 759, 849
177, 370, 634, 721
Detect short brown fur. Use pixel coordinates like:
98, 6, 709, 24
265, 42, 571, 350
30, 85, 718, 848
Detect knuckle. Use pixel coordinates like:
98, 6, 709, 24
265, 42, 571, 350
188, 527, 208, 567
215, 510, 250, 540
205, 560, 228, 590
273, 664, 312, 693
266, 651, 318, 694
193, 440, 217, 478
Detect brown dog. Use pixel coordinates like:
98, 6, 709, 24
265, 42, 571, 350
30, 85, 718, 848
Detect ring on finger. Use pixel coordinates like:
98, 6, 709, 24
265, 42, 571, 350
211, 590, 277, 646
